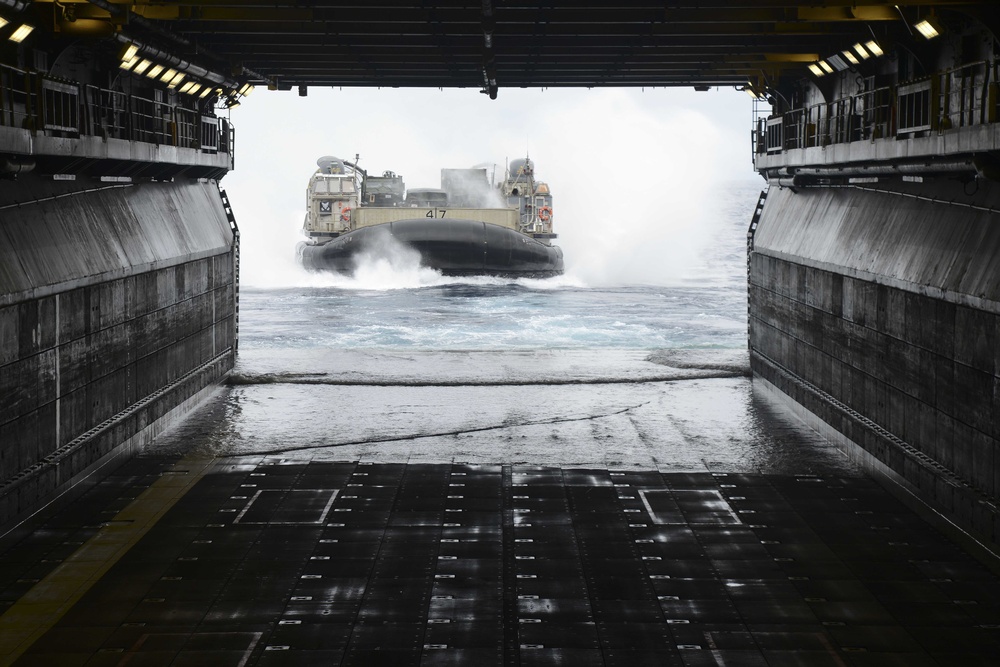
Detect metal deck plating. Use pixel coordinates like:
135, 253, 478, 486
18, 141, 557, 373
2, 457, 999, 666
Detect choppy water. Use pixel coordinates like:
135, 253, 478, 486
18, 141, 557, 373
238, 282, 747, 352
153, 183, 856, 476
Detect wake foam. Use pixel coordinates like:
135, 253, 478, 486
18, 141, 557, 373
253, 230, 579, 292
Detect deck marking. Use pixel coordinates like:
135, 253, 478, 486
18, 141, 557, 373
233, 488, 264, 523
0, 455, 215, 665
638, 488, 741, 525
233, 489, 339, 525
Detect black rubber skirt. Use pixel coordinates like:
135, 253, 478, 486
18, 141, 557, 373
297, 218, 564, 278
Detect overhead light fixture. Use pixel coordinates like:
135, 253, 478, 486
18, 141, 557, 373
914, 15, 941, 39
238, 82, 254, 97
842, 50, 860, 66
853, 43, 871, 60
168, 72, 185, 88
224, 94, 240, 109
819, 60, 834, 74
159, 68, 177, 83
808, 63, 826, 77
826, 54, 850, 71
120, 42, 139, 62
132, 59, 152, 75
187, 83, 203, 96
179, 81, 195, 94
146, 64, 165, 79
119, 56, 139, 71
199, 87, 214, 98
9, 24, 33, 43
865, 40, 884, 56
0, 18, 8, 30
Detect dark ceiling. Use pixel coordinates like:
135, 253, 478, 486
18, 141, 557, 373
19, 1, 1000, 97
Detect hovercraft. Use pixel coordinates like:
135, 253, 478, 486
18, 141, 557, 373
296, 155, 563, 278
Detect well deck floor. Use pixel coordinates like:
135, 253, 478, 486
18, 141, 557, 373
2, 456, 999, 665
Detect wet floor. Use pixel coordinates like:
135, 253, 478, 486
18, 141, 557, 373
2, 358, 1000, 665
147, 350, 853, 475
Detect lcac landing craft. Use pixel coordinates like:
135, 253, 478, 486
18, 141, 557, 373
296, 155, 564, 278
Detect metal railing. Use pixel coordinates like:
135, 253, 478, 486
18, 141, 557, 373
0, 65, 35, 130
935, 60, 995, 130
0, 62, 233, 159
758, 60, 999, 157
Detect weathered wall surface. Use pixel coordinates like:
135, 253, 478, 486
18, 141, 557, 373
750, 180, 1000, 546
0, 176, 236, 530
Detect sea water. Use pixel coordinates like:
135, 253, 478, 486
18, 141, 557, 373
152, 183, 854, 475
238, 181, 753, 353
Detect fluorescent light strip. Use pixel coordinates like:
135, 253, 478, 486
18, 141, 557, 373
914, 19, 939, 39
9, 24, 33, 43
826, 54, 849, 71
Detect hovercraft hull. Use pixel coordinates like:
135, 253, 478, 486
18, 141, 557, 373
298, 218, 564, 278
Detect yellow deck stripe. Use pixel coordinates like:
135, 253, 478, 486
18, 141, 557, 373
0, 455, 215, 665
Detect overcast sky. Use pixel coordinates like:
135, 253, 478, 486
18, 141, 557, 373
221, 86, 761, 286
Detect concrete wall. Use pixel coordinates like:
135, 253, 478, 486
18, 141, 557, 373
0, 176, 236, 530
750, 179, 1000, 546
